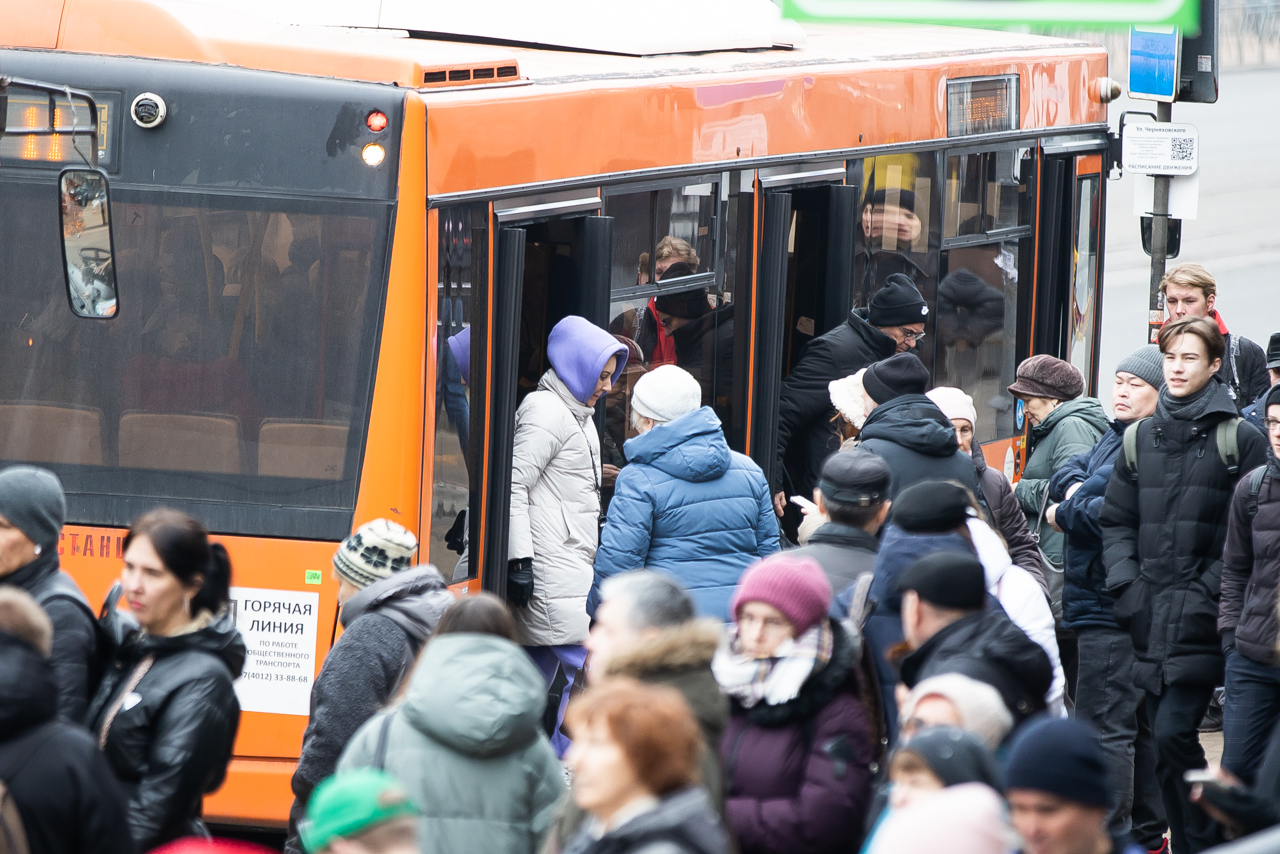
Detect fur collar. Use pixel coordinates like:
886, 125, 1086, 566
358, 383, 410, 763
732, 619, 857, 728
604, 618, 722, 678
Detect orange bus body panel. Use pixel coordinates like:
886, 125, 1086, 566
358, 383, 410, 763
352, 91, 429, 535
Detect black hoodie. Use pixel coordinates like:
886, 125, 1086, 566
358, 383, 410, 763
563, 787, 729, 854
0, 632, 135, 854
85, 607, 246, 852
857, 395, 983, 499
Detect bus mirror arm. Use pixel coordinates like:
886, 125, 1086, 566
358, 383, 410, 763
1109, 111, 1158, 180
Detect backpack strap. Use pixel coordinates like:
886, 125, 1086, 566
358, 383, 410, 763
1247, 465, 1268, 521
1215, 417, 1244, 477
1122, 417, 1150, 476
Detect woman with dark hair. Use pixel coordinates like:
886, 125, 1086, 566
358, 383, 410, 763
338, 592, 564, 854
86, 508, 245, 851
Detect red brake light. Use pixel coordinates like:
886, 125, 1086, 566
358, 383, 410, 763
366, 111, 388, 133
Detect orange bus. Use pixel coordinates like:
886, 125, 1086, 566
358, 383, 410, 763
3, 0, 1112, 829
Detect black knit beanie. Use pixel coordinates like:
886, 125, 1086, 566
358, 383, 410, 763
864, 353, 930, 404
868, 273, 929, 327
1005, 717, 1111, 808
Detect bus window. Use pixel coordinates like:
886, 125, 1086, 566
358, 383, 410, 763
851, 154, 940, 316
431, 203, 485, 581
1067, 174, 1100, 380
943, 149, 1029, 239
604, 181, 739, 459
0, 180, 390, 538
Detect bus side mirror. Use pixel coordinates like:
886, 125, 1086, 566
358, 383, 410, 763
59, 168, 118, 318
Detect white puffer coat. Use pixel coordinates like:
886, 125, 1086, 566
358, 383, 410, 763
509, 369, 601, 646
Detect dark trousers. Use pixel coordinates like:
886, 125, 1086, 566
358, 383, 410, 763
1075, 626, 1167, 849
1147, 683, 1221, 854
1223, 649, 1280, 785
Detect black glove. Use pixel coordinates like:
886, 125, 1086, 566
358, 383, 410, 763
507, 558, 534, 609
1222, 630, 1237, 656
444, 510, 466, 555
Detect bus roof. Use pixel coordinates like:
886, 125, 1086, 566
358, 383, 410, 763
6, 0, 1103, 91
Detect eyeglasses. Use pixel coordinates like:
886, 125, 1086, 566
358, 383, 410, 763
899, 328, 927, 342
1263, 418, 1280, 432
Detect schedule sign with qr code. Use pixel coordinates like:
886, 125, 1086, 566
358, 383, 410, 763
1122, 122, 1199, 175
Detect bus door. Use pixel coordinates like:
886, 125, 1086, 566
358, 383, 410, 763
932, 145, 1035, 477
1035, 143, 1106, 392
751, 161, 857, 536
481, 191, 614, 595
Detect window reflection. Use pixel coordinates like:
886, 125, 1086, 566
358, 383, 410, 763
852, 154, 939, 309
432, 203, 485, 579
1068, 175, 1100, 380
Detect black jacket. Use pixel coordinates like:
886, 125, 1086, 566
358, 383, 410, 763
973, 450, 1048, 594
86, 608, 245, 852
286, 567, 454, 854
1220, 332, 1270, 414
773, 310, 896, 495
789, 522, 879, 598
1050, 421, 1125, 630
0, 632, 135, 854
898, 609, 1052, 724
856, 395, 983, 500
1220, 454, 1280, 665
562, 787, 729, 854
3, 552, 98, 722
1101, 380, 1269, 691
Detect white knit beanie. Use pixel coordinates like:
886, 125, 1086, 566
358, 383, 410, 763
899, 672, 1013, 750
630, 364, 702, 424
927, 386, 979, 428
333, 519, 418, 589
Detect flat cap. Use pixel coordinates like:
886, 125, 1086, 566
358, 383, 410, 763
898, 550, 987, 610
818, 449, 890, 507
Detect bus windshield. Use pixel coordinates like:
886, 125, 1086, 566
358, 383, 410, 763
0, 180, 392, 539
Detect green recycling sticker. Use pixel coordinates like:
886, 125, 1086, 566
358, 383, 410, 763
304, 570, 323, 585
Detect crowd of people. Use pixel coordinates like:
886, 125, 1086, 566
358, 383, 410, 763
3, 261, 1280, 854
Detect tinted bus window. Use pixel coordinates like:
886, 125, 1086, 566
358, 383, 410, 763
431, 203, 485, 580
0, 180, 391, 538
851, 154, 940, 308
1067, 175, 1100, 380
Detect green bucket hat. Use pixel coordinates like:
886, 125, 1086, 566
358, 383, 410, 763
299, 769, 418, 852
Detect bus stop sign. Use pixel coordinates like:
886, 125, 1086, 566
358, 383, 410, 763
781, 0, 1198, 30
1129, 26, 1181, 101
1122, 122, 1199, 175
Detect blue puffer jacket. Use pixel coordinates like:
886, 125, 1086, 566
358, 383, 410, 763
1047, 421, 1125, 630
587, 407, 780, 620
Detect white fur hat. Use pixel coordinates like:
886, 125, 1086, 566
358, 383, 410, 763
828, 369, 868, 429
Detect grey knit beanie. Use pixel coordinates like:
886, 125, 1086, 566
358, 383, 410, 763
1115, 344, 1166, 391
0, 466, 65, 550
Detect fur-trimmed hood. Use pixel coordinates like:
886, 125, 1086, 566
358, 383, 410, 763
604, 618, 722, 678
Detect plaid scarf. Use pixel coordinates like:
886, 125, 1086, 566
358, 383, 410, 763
712, 621, 834, 709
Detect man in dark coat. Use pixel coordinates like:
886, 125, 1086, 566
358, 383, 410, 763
1220, 383, 1280, 784
772, 274, 928, 520
855, 353, 984, 500
0, 588, 135, 854
1046, 345, 1167, 851
1102, 317, 1269, 854
286, 521, 453, 854
0, 466, 98, 722
792, 449, 890, 599
1240, 332, 1280, 432
1160, 263, 1268, 413
897, 551, 1053, 725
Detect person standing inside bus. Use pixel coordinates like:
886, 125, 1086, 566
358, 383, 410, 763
1161, 263, 1269, 414
771, 274, 929, 533
509, 315, 628, 754
0, 465, 98, 722
87, 509, 244, 852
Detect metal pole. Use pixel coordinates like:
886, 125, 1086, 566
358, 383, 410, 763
1147, 100, 1173, 344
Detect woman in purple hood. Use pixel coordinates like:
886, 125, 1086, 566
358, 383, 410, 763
508, 315, 627, 750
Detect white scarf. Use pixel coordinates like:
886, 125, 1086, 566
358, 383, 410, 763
712, 622, 832, 708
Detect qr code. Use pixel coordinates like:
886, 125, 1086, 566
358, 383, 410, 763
1171, 137, 1195, 161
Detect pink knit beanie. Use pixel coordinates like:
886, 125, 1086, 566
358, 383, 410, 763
730, 554, 833, 635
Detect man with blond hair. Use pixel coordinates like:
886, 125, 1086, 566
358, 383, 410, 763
1161, 263, 1268, 412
